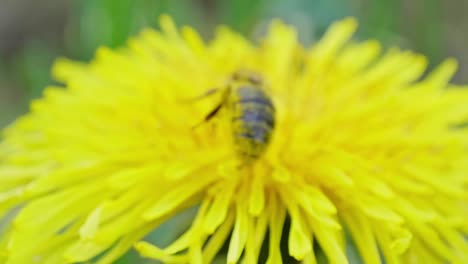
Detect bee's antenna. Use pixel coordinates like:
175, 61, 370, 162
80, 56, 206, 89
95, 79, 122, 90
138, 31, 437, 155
177, 88, 221, 104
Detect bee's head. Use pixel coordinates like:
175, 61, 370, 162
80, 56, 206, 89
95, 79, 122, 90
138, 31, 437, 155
231, 69, 263, 85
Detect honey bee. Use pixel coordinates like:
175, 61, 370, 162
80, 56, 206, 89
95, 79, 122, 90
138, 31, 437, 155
194, 70, 276, 164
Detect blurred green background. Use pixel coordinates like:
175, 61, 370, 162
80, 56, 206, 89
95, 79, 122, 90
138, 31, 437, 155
0, 0, 467, 263
1, 0, 467, 128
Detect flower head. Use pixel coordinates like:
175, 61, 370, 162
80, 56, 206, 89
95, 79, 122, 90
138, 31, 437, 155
0, 15, 467, 263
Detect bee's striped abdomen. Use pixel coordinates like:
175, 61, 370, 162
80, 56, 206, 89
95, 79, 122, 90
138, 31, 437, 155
231, 86, 275, 163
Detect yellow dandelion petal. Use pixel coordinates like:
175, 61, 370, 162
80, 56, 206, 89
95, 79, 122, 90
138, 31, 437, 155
266, 192, 287, 264
0, 14, 467, 264
227, 202, 249, 264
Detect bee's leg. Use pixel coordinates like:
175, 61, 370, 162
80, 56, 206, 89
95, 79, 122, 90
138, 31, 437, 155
201, 87, 231, 122
191, 86, 230, 129
192, 103, 224, 129
203, 103, 224, 121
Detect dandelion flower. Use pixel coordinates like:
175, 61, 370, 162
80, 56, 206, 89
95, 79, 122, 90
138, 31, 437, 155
0, 15, 467, 263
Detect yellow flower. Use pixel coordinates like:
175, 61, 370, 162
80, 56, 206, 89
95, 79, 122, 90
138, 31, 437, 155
0, 15, 467, 264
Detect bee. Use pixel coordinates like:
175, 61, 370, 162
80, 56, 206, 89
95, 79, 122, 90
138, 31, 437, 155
194, 70, 275, 165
